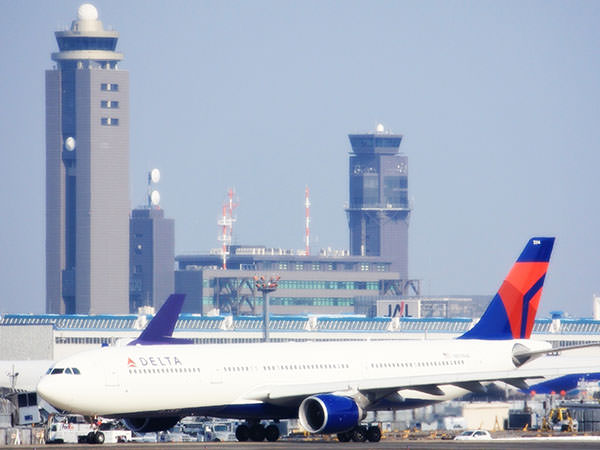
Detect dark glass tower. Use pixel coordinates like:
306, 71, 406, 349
46, 4, 129, 313
346, 125, 410, 278
130, 208, 175, 313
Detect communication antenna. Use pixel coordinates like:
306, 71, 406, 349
217, 188, 238, 269
305, 186, 311, 256
147, 168, 161, 208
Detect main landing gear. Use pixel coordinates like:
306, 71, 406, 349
235, 421, 280, 442
337, 425, 381, 443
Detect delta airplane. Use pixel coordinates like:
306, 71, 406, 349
37, 237, 596, 443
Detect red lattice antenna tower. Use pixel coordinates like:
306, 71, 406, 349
305, 186, 311, 256
217, 188, 238, 269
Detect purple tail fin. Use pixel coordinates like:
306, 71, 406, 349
128, 294, 193, 346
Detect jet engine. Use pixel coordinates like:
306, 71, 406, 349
123, 416, 180, 433
298, 394, 363, 434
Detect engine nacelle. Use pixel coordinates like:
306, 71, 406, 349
123, 416, 180, 433
298, 394, 363, 434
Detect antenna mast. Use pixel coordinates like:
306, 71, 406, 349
305, 186, 311, 256
217, 188, 237, 269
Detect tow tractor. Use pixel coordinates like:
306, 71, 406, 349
45, 415, 131, 444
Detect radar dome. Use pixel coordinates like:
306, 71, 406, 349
376, 123, 385, 133
78, 3, 98, 21
150, 168, 161, 184
150, 190, 161, 206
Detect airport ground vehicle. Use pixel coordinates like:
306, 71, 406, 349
454, 429, 492, 440
543, 407, 578, 432
44, 416, 131, 444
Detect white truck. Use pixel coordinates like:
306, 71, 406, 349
45, 416, 131, 444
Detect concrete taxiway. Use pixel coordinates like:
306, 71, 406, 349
10, 436, 600, 449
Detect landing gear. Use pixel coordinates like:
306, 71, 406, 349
337, 431, 352, 442
249, 423, 266, 441
366, 425, 382, 442
235, 424, 249, 442
235, 422, 281, 442
337, 425, 381, 443
265, 424, 280, 442
352, 425, 368, 442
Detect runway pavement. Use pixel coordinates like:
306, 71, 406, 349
10, 436, 600, 449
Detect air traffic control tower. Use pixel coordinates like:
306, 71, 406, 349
46, 4, 129, 314
346, 125, 410, 279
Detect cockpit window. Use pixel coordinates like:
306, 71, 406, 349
46, 367, 53, 375
72, 368, 81, 375
50, 368, 64, 375
65, 368, 72, 374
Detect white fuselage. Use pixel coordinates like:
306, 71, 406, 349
37, 338, 549, 418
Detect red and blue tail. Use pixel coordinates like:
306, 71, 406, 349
459, 237, 555, 340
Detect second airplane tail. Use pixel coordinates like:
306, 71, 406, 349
459, 237, 555, 340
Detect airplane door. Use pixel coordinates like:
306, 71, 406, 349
105, 367, 120, 388
210, 367, 223, 385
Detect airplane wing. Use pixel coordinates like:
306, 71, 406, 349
243, 362, 600, 405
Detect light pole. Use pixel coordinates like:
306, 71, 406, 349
254, 275, 280, 342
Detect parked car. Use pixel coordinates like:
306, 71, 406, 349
454, 429, 492, 440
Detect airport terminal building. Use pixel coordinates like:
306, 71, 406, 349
1, 313, 599, 362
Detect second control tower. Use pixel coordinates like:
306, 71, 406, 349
46, 4, 129, 314
346, 124, 410, 279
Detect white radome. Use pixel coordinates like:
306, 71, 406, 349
150, 190, 161, 206
64, 137, 76, 151
150, 168, 161, 184
78, 3, 99, 21
376, 123, 385, 133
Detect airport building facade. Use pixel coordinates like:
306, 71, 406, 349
174, 246, 421, 315
46, 5, 129, 314
1, 314, 599, 361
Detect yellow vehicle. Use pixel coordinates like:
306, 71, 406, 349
542, 407, 578, 432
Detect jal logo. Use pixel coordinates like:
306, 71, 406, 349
127, 356, 183, 367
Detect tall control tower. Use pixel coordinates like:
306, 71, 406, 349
46, 4, 129, 314
346, 124, 410, 279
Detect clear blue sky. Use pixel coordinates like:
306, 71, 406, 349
1, 1, 599, 316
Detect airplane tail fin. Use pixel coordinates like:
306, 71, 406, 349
459, 237, 555, 340
129, 294, 193, 346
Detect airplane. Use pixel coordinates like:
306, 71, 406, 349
38, 237, 598, 443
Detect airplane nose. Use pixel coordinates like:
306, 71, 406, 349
37, 375, 69, 410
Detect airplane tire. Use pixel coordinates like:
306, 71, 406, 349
367, 426, 382, 442
249, 424, 266, 441
87, 432, 96, 444
94, 432, 105, 444
352, 425, 368, 442
337, 431, 352, 442
235, 424, 249, 442
265, 424, 280, 442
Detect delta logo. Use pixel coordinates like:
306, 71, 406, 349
127, 356, 183, 368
